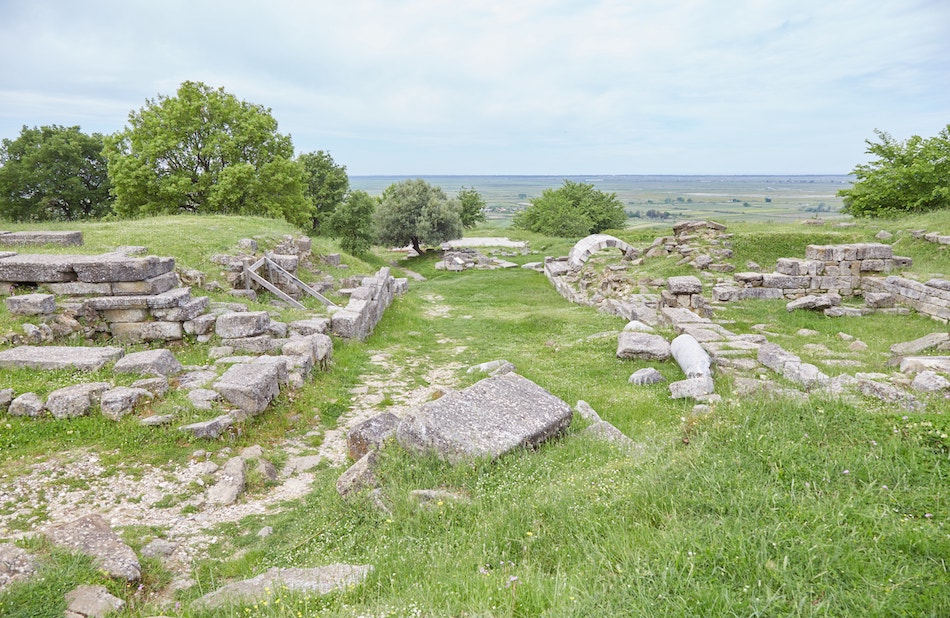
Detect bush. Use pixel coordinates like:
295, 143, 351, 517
513, 180, 626, 237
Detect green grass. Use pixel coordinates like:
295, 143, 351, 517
2, 212, 949, 616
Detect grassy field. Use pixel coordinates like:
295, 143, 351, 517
0, 209, 948, 617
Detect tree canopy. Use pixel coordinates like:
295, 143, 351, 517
0, 125, 111, 221
839, 125, 950, 218
374, 179, 463, 254
512, 180, 626, 237
327, 189, 376, 255
457, 186, 487, 228
103, 81, 312, 227
299, 150, 348, 234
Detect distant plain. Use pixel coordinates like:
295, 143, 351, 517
350, 175, 854, 226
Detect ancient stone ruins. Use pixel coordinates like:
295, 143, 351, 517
1, 222, 948, 612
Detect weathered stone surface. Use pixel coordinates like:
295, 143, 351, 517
337, 451, 380, 497
220, 335, 274, 354
194, 564, 374, 610
109, 321, 184, 343
179, 414, 234, 439
0, 388, 11, 413
0, 543, 37, 590
215, 310, 270, 338
784, 362, 830, 390
623, 320, 654, 332
467, 359, 516, 376
4, 293, 55, 315
8, 392, 45, 417
864, 292, 895, 308
44, 514, 140, 581
669, 376, 715, 399
100, 387, 152, 421
347, 412, 399, 461
65, 584, 126, 617
574, 400, 602, 422
858, 380, 923, 411
111, 270, 179, 296
899, 356, 950, 374
281, 333, 333, 368
131, 376, 169, 397
140, 538, 177, 559
46, 382, 111, 419
396, 373, 572, 463
0, 230, 82, 246
757, 343, 800, 373
113, 349, 182, 376
213, 361, 280, 415
208, 456, 246, 505
0, 345, 124, 371
890, 332, 950, 356
72, 253, 175, 283
911, 371, 950, 393
616, 331, 671, 361
786, 294, 841, 312
667, 275, 702, 295
583, 421, 644, 452
824, 306, 871, 318
628, 367, 666, 386
670, 334, 712, 378
289, 317, 331, 335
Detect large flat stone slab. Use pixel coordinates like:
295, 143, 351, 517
194, 565, 373, 610
0, 231, 82, 246
213, 360, 281, 415
0, 252, 173, 283
0, 345, 124, 371
396, 373, 572, 463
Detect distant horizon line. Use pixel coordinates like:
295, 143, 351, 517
349, 172, 852, 178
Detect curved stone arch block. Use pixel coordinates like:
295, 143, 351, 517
567, 234, 635, 270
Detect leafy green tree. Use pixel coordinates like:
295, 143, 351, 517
457, 186, 487, 228
103, 81, 312, 227
327, 189, 376, 255
512, 180, 626, 237
374, 179, 463, 254
839, 125, 950, 217
299, 150, 348, 233
0, 125, 111, 221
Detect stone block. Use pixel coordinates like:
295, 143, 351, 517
100, 308, 150, 323
860, 259, 886, 272
761, 273, 811, 289
221, 335, 275, 353
667, 275, 702, 295
669, 376, 715, 399
111, 270, 179, 295
396, 373, 572, 463
616, 331, 671, 361
215, 310, 269, 338
46, 382, 111, 419
289, 318, 330, 335
110, 321, 183, 342
150, 295, 209, 321
347, 412, 399, 461
113, 349, 182, 376
213, 361, 281, 415
0, 345, 124, 371
4, 293, 55, 315
864, 292, 895, 308
100, 386, 153, 421
72, 254, 175, 283
855, 243, 892, 260
629, 367, 665, 385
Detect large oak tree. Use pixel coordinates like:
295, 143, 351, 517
374, 179, 463, 254
103, 81, 312, 227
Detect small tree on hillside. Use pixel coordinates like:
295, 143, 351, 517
374, 179, 463, 254
513, 180, 626, 237
327, 189, 376, 255
0, 125, 111, 221
457, 186, 487, 228
299, 150, 348, 234
839, 125, 950, 217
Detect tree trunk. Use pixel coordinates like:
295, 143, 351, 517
411, 237, 424, 255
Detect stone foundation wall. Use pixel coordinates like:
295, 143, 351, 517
330, 267, 408, 340
863, 276, 950, 322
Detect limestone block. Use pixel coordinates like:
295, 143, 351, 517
289, 317, 330, 335
194, 564, 373, 610
337, 451, 380, 497
911, 371, 950, 393
855, 243, 892, 260
215, 310, 269, 338
113, 349, 182, 376
5, 293, 55, 315
864, 292, 895, 308
860, 259, 886, 272
151, 295, 209, 321
221, 335, 275, 353
667, 275, 703, 295
110, 321, 183, 342
179, 414, 234, 439
8, 392, 45, 417
0, 345, 124, 371
208, 456, 246, 505
45, 281, 112, 295
629, 367, 666, 385
213, 361, 281, 415
100, 386, 153, 421
46, 382, 111, 419
396, 373, 573, 463
65, 585, 126, 617
100, 308, 150, 323
757, 343, 800, 373
72, 254, 175, 283
44, 514, 140, 581
111, 270, 179, 295
347, 412, 399, 461
184, 313, 217, 335
616, 331, 671, 361
762, 273, 812, 289
669, 376, 714, 399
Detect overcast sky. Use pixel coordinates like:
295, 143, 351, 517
1, 0, 947, 175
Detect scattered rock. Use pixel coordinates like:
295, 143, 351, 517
911, 371, 950, 393
622, 320, 654, 332
208, 456, 246, 505
574, 400, 602, 422
100, 386, 152, 421
890, 332, 950, 356
179, 414, 234, 439
467, 359, 516, 376
65, 584, 126, 618
8, 392, 45, 417
194, 564, 373, 610
140, 538, 177, 559
628, 368, 665, 385
44, 514, 140, 582
0, 543, 37, 590
583, 421, 643, 452
46, 382, 111, 419
786, 294, 841, 312
858, 380, 923, 411
899, 356, 950, 374
213, 361, 280, 415
336, 450, 380, 497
